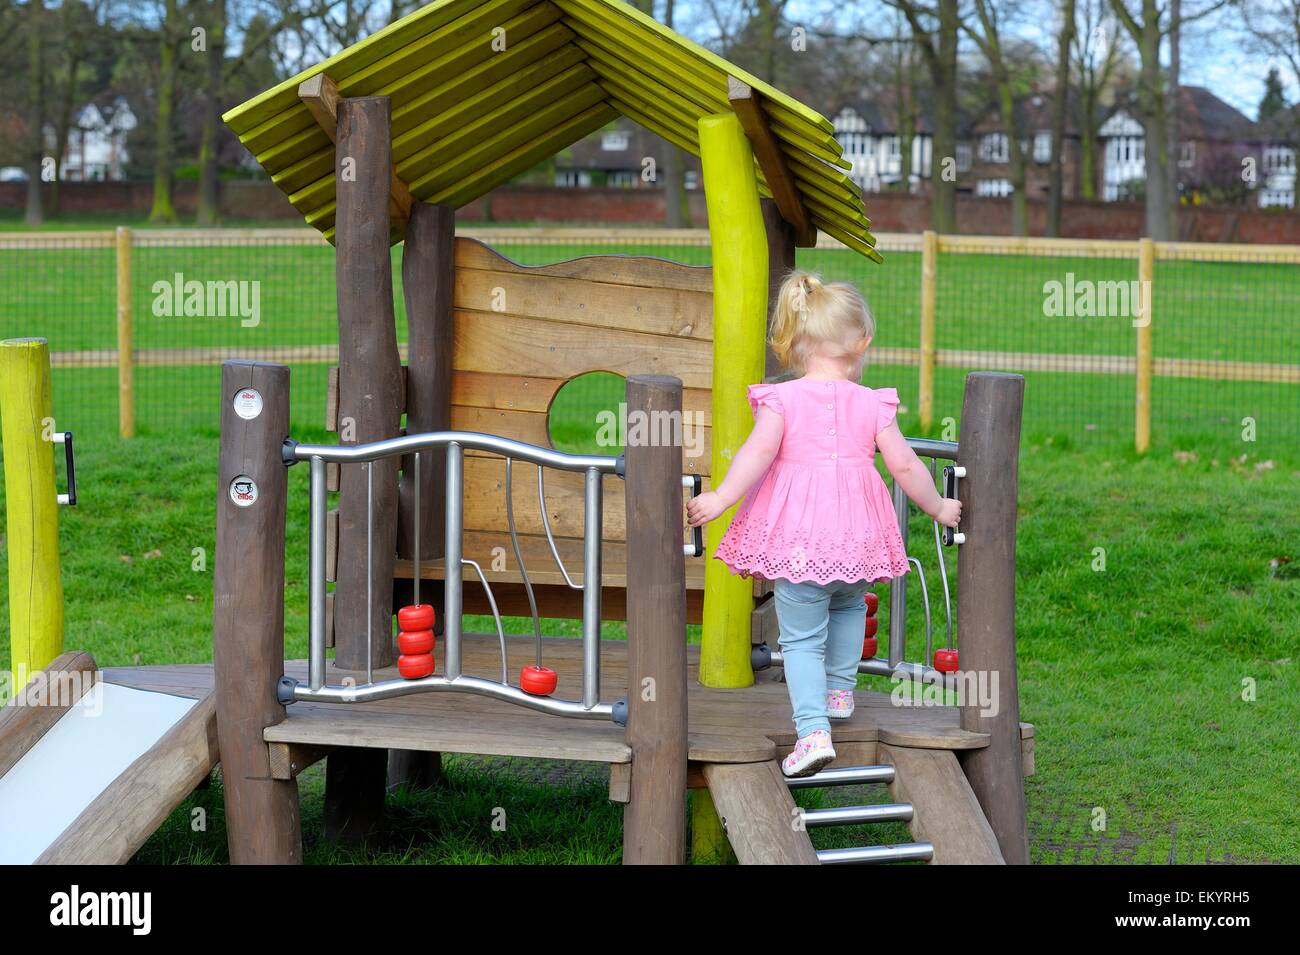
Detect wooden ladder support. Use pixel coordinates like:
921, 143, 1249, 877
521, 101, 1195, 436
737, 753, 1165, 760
878, 743, 1004, 865
701, 760, 819, 864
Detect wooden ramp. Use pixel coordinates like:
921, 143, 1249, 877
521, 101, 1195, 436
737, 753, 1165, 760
107, 634, 1028, 865
0, 651, 219, 865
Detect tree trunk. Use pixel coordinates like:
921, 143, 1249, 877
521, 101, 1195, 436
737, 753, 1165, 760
661, 0, 686, 227
1079, 91, 1097, 199
25, 0, 44, 226
1137, 16, 1168, 240
1165, 0, 1180, 239
149, 0, 179, 224
198, 0, 226, 227
931, 0, 959, 232
1047, 0, 1075, 236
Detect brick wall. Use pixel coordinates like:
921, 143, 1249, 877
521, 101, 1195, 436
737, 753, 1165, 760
3, 179, 1298, 243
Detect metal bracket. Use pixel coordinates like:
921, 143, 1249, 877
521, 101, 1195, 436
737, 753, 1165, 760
682, 473, 704, 557
277, 675, 298, 705
52, 431, 76, 506
941, 465, 967, 546
611, 696, 629, 726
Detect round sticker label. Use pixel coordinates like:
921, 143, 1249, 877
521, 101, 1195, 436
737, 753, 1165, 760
230, 475, 258, 507
233, 388, 263, 420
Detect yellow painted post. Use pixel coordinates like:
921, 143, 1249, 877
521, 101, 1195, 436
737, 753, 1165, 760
0, 338, 66, 682
1136, 238, 1154, 453
919, 230, 937, 431
698, 112, 767, 689
116, 226, 135, 439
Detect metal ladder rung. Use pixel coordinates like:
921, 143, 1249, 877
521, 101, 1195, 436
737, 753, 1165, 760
817, 842, 935, 865
803, 803, 913, 828
784, 764, 895, 789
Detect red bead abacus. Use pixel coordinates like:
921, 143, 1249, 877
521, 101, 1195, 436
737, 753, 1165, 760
520, 664, 558, 696
862, 591, 880, 660
397, 604, 436, 679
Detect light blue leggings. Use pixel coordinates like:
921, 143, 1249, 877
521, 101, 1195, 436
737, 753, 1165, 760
774, 577, 871, 738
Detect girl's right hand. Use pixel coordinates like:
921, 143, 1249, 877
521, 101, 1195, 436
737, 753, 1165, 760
933, 497, 962, 528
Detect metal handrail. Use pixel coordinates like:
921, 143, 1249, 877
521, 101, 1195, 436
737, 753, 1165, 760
287, 429, 620, 720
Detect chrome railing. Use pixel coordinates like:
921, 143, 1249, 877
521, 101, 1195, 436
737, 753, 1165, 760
279, 431, 622, 721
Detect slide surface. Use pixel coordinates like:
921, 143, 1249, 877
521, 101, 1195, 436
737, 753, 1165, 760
0, 682, 197, 864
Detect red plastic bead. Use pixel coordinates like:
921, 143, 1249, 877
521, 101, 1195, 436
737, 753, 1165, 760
861, 636, 878, 660
398, 629, 434, 655
398, 604, 435, 631
934, 648, 959, 673
398, 653, 435, 679
520, 665, 558, 696
864, 592, 879, 616
864, 615, 878, 638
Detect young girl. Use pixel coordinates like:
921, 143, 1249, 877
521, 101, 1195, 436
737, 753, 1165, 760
687, 271, 961, 778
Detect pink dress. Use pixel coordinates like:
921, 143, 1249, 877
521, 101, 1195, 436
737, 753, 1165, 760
713, 377, 910, 585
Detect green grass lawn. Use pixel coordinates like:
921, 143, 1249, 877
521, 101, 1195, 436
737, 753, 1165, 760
1, 419, 1295, 864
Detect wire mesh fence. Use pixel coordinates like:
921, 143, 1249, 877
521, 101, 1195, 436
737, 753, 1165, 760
0, 227, 1295, 456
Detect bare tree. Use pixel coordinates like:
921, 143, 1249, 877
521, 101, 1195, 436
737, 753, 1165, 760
1073, 0, 1125, 199
25, 0, 44, 225
1242, 0, 1300, 93
148, 0, 179, 222
886, 0, 960, 232
963, 0, 1034, 235
1047, 0, 1076, 235
1108, 0, 1230, 239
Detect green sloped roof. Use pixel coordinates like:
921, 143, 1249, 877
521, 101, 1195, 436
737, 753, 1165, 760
223, 0, 878, 259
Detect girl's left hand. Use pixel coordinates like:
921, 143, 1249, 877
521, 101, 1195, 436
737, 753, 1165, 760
687, 490, 727, 526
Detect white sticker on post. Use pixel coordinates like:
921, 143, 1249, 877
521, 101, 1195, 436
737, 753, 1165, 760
233, 388, 263, 420
230, 475, 258, 507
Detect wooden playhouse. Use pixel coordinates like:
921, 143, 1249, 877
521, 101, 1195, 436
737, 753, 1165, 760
196, 0, 1034, 865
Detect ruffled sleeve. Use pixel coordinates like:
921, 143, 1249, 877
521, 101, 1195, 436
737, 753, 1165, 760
874, 387, 900, 433
746, 383, 784, 418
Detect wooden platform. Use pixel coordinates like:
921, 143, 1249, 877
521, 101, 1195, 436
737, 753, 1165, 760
104, 634, 1003, 781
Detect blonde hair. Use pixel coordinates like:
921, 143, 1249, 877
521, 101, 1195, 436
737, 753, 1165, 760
769, 270, 875, 374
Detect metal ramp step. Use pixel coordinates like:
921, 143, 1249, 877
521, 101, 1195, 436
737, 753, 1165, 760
818, 843, 935, 865
786, 764, 930, 865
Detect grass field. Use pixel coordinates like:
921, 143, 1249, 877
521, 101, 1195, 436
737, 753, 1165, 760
0, 421, 1296, 864
1, 230, 1297, 864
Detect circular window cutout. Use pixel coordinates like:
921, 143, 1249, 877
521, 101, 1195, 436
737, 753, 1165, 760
547, 371, 627, 456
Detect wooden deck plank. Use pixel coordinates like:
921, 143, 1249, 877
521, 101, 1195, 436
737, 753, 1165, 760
102, 634, 991, 768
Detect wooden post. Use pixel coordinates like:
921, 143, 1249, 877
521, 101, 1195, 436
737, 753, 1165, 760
115, 226, 134, 439
698, 112, 766, 689
761, 198, 795, 380
213, 360, 301, 864
325, 94, 405, 842
954, 371, 1029, 865
919, 229, 938, 432
622, 375, 689, 864
389, 201, 456, 790
1135, 237, 1154, 453
0, 338, 65, 682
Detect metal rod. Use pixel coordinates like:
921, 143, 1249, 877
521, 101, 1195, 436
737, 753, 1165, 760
582, 466, 603, 709
444, 442, 463, 680
767, 649, 961, 691
366, 460, 373, 686
909, 556, 933, 667
933, 512, 955, 651
413, 448, 420, 608
308, 455, 327, 691
817, 843, 935, 865
505, 459, 542, 664
463, 558, 509, 685
903, 437, 959, 460
293, 430, 619, 472
888, 478, 909, 667
539, 467, 581, 590
801, 804, 914, 827
784, 765, 895, 789
288, 674, 616, 719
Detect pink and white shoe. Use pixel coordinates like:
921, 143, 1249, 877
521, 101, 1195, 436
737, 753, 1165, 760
828, 689, 855, 719
781, 730, 836, 778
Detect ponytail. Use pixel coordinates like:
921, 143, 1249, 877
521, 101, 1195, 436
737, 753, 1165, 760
769, 270, 874, 374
